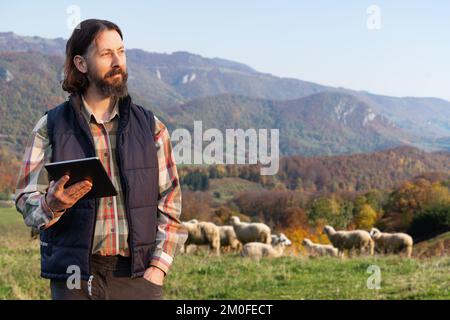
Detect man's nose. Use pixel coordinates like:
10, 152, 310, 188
111, 52, 124, 67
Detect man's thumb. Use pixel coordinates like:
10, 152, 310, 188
55, 175, 70, 190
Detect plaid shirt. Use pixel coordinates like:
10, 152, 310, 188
14, 96, 187, 275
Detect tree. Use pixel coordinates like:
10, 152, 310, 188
0, 146, 20, 195
181, 189, 214, 221
408, 206, 450, 241
181, 170, 210, 191
308, 195, 348, 228
382, 179, 450, 231
354, 204, 378, 230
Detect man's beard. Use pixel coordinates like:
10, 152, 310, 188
88, 67, 129, 98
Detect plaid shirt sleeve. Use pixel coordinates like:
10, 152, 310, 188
14, 115, 61, 229
149, 116, 188, 275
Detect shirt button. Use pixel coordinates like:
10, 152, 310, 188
104, 152, 108, 157
111, 228, 115, 233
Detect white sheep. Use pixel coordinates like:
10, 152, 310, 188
230, 216, 271, 245
302, 238, 338, 257
323, 225, 374, 257
182, 220, 221, 256
271, 233, 292, 246
218, 225, 242, 253
370, 228, 413, 258
240, 233, 291, 259
180, 244, 205, 254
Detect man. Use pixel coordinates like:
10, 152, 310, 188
14, 19, 187, 300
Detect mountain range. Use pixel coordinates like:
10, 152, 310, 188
1, 31, 450, 157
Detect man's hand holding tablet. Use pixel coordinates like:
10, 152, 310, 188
45, 175, 93, 214
43, 157, 118, 224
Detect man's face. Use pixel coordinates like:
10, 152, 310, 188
85, 29, 128, 98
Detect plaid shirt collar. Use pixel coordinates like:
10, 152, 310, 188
80, 95, 120, 124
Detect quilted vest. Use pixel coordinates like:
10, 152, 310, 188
40, 94, 159, 280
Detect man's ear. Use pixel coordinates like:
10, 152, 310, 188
73, 55, 88, 74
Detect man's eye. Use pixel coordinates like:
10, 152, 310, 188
101, 52, 111, 57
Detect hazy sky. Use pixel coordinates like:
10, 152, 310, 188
1, 0, 449, 101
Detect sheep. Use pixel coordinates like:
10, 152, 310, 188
180, 244, 204, 254
302, 238, 338, 257
323, 225, 374, 257
218, 225, 242, 253
240, 232, 291, 259
271, 233, 292, 246
369, 228, 413, 258
182, 220, 221, 256
230, 216, 271, 245
271, 235, 277, 245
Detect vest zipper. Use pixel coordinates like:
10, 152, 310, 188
116, 132, 135, 277
87, 197, 98, 296
78, 108, 98, 287
71, 97, 103, 292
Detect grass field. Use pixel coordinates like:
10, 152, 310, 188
1, 207, 449, 300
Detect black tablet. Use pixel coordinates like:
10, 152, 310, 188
44, 157, 117, 199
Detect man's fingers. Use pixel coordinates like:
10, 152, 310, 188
65, 180, 92, 197
56, 184, 91, 208
68, 184, 92, 202
54, 175, 70, 191
71, 186, 92, 201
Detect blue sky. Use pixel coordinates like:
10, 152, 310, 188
1, 0, 449, 101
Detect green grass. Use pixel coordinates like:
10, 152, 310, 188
0, 207, 49, 299
1, 207, 449, 300
166, 254, 449, 299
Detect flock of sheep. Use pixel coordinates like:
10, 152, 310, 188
306, 226, 413, 258
181, 217, 414, 259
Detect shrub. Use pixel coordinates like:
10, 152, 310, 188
408, 206, 450, 241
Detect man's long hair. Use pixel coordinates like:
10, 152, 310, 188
62, 19, 123, 95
